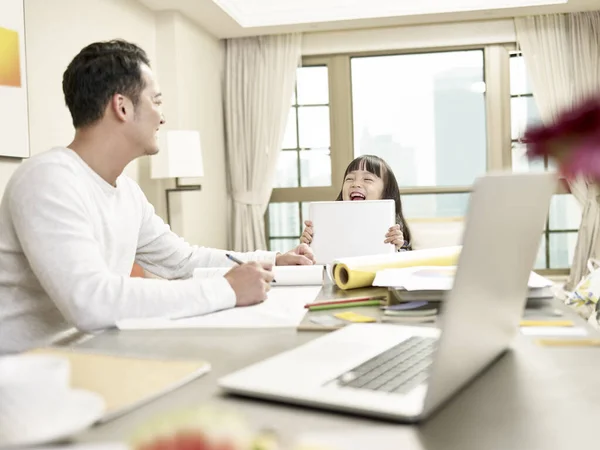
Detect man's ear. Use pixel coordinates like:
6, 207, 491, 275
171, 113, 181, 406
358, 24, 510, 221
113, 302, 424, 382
110, 94, 130, 122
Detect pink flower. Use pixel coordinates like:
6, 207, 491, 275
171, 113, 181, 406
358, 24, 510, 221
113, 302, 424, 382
523, 96, 600, 181
561, 137, 600, 181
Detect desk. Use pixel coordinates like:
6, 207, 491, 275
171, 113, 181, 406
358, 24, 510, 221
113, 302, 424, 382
68, 298, 600, 450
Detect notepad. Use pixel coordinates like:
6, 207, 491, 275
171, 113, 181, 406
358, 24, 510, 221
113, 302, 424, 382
28, 348, 210, 422
193, 265, 324, 286
519, 320, 574, 327
534, 338, 600, 347
520, 327, 587, 337
334, 311, 377, 323
309, 315, 346, 327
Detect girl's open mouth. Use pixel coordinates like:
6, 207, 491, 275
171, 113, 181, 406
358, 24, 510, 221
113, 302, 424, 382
350, 192, 366, 200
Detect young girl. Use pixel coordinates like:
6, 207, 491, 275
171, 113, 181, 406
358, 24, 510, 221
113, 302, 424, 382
301, 154, 412, 251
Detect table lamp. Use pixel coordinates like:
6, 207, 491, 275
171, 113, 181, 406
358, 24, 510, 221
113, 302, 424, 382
151, 130, 204, 225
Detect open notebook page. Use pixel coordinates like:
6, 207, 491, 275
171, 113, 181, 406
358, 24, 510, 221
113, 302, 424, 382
116, 286, 321, 330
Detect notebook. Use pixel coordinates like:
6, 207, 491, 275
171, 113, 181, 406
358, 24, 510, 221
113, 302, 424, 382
296, 286, 388, 331
28, 348, 210, 422
309, 200, 396, 265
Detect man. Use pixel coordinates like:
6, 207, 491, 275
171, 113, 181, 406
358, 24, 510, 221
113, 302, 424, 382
0, 40, 314, 353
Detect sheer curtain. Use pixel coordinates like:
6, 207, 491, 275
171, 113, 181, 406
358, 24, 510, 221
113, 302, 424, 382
515, 12, 600, 289
223, 34, 302, 252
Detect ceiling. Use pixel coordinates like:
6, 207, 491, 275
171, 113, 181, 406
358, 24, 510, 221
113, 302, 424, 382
137, 0, 600, 38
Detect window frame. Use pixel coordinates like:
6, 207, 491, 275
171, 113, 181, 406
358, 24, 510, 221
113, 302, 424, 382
508, 50, 574, 275
267, 57, 352, 250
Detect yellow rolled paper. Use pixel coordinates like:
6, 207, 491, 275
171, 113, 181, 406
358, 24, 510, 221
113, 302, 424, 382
332, 246, 462, 290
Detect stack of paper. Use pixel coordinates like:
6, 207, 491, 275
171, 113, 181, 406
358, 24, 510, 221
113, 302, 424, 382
373, 266, 555, 302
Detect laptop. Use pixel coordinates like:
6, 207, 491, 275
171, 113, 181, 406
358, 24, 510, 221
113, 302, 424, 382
219, 172, 557, 422
309, 199, 396, 264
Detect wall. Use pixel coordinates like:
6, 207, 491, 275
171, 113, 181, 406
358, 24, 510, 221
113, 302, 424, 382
21, 0, 157, 183
143, 11, 228, 249
302, 19, 516, 55
2, 0, 155, 196
0, 161, 19, 198
0, 0, 155, 197
1, 0, 228, 249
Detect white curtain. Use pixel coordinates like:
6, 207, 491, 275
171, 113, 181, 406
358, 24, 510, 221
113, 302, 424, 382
515, 12, 600, 289
224, 34, 302, 251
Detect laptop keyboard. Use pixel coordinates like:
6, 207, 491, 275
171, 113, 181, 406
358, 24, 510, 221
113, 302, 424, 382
335, 337, 436, 394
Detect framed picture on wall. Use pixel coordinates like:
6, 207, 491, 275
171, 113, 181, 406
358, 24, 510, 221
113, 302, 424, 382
0, 0, 30, 158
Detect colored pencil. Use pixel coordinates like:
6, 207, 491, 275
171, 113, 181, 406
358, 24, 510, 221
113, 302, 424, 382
304, 296, 386, 309
307, 300, 384, 311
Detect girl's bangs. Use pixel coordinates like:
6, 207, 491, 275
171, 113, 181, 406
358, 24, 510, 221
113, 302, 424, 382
346, 156, 386, 179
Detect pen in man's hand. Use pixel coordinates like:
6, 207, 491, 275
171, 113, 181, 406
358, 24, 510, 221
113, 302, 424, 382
225, 253, 245, 265
226, 253, 276, 282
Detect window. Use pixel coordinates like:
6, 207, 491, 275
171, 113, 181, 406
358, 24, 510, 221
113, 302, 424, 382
547, 195, 581, 269
267, 202, 310, 254
351, 50, 486, 219
509, 53, 580, 270
352, 50, 487, 189
509, 53, 543, 173
401, 193, 471, 219
268, 65, 332, 251
276, 66, 332, 188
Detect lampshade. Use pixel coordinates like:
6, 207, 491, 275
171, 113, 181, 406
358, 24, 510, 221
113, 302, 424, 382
151, 130, 204, 179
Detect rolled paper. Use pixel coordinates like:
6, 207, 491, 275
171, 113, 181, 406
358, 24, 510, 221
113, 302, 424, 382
332, 246, 462, 290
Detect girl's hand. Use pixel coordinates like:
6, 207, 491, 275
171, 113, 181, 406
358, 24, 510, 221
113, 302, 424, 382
300, 220, 314, 245
384, 224, 405, 250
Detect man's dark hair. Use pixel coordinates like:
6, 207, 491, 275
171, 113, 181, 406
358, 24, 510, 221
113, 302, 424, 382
62, 39, 150, 128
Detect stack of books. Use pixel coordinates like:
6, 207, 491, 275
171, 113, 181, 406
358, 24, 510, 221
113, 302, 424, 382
381, 301, 439, 324
374, 266, 555, 304
388, 288, 448, 303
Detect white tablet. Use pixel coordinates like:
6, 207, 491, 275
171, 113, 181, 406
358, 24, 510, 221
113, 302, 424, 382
308, 200, 396, 264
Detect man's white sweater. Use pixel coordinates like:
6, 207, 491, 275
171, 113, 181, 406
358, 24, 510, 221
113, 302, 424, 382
0, 148, 275, 353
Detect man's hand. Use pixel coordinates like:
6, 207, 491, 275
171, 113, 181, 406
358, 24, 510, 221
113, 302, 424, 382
300, 220, 313, 245
276, 243, 315, 266
224, 262, 274, 307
